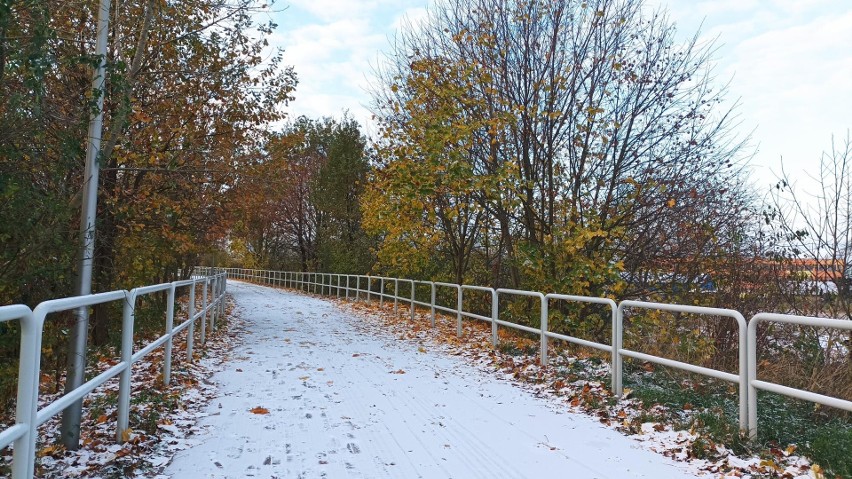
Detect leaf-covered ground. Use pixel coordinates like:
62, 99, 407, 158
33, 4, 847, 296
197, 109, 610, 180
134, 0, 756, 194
0, 296, 242, 478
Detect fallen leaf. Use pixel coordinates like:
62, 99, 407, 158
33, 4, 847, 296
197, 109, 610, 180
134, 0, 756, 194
37, 445, 63, 457
390, 369, 406, 374
299, 376, 310, 381
121, 428, 134, 442
250, 406, 270, 415
317, 368, 324, 371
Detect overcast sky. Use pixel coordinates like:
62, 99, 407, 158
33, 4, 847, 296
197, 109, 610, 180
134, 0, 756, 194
266, 0, 852, 195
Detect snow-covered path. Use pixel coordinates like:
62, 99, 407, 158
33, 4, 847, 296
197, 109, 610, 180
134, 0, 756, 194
165, 281, 699, 479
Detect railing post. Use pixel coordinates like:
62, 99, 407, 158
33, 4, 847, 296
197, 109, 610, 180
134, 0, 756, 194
614, 304, 624, 398
610, 304, 618, 396
117, 291, 136, 442
366, 276, 372, 303
210, 276, 218, 331
380, 278, 385, 307
430, 282, 436, 327
394, 279, 399, 314
187, 281, 196, 362
409, 280, 415, 320
456, 285, 462, 337
540, 294, 548, 365
748, 316, 759, 437
356, 276, 360, 301
221, 273, 227, 318
201, 278, 208, 345
163, 284, 176, 385
346, 275, 350, 300
12, 307, 39, 479
337, 274, 342, 298
491, 289, 498, 346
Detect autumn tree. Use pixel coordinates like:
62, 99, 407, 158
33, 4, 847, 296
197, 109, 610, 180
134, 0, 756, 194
364, 57, 497, 283
370, 0, 748, 296
0, 0, 295, 410
229, 115, 372, 273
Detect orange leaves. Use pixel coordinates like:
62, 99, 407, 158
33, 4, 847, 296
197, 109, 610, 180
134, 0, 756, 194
390, 369, 406, 374
249, 406, 270, 415
37, 444, 65, 458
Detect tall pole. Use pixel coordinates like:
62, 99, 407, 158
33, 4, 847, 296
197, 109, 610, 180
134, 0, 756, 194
61, 0, 112, 450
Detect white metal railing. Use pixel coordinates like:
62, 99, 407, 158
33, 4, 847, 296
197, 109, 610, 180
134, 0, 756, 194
0, 271, 227, 479
211, 267, 852, 439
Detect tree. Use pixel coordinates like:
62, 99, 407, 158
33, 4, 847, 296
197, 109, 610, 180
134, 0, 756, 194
228, 115, 372, 273
364, 56, 494, 283
369, 0, 748, 303
0, 0, 296, 413
771, 134, 852, 315
765, 134, 852, 399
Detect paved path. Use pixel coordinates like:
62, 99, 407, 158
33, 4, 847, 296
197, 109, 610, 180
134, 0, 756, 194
165, 281, 699, 478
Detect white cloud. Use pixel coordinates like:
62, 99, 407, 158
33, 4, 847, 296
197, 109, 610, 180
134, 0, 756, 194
650, 0, 852, 190
268, 1, 426, 130
267, 0, 852, 196
723, 10, 852, 183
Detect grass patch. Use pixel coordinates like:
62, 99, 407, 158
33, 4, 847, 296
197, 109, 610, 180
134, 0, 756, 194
624, 364, 852, 477
130, 389, 182, 435
496, 340, 538, 357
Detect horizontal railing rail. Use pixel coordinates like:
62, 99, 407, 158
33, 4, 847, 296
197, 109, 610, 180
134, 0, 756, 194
216, 267, 852, 439
747, 313, 852, 436
0, 270, 227, 479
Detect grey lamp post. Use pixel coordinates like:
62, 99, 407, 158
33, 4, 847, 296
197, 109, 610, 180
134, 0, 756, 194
60, 0, 112, 450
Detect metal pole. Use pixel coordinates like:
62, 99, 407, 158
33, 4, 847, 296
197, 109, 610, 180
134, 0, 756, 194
61, 0, 112, 450
187, 282, 196, 362
491, 289, 498, 346
163, 285, 176, 385
456, 286, 462, 337
430, 283, 436, 327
